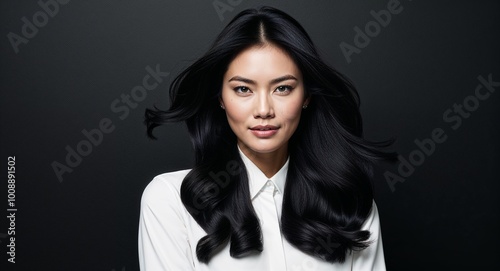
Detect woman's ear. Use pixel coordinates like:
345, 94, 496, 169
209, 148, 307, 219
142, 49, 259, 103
303, 96, 311, 109
219, 97, 225, 110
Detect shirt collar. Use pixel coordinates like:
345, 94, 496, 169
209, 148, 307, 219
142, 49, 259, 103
237, 145, 289, 200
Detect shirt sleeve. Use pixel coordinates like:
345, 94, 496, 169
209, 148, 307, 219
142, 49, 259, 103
351, 201, 386, 271
138, 175, 195, 271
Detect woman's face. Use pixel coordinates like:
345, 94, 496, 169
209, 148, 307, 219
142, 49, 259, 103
221, 44, 308, 157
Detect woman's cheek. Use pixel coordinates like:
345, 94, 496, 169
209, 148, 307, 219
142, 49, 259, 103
281, 100, 303, 121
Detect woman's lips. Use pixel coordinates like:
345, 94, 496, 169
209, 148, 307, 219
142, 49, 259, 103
249, 125, 279, 138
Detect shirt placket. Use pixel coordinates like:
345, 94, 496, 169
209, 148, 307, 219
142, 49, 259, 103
260, 180, 287, 270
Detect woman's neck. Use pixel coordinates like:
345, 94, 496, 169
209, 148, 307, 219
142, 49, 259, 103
238, 143, 288, 178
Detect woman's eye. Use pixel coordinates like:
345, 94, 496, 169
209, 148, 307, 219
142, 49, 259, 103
275, 85, 293, 94
234, 86, 250, 93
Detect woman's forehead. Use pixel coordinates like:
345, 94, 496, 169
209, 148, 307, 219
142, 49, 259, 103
224, 45, 302, 81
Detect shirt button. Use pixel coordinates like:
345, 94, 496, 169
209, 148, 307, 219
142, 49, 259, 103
266, 181, 273, 187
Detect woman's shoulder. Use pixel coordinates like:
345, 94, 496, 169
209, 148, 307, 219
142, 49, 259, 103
150, 169, 191, 186
140, 169, 192, 207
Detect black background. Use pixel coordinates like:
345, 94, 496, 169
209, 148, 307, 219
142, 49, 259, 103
1, 0, 499, 270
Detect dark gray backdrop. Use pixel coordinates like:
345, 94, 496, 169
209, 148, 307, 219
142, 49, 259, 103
1, 0, 499, 270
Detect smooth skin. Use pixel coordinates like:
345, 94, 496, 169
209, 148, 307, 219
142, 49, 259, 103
220, 44, 309, 178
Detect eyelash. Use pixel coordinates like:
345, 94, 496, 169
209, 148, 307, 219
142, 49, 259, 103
233, 85, 294, 94
275, 85, 293, 93
234, 86, 250, 93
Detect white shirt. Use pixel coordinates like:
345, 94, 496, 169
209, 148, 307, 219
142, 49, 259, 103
138, 148, 386, 270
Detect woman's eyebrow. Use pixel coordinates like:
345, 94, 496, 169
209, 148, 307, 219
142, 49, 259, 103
269, 75, 297, 84
228, 75, 298, 84
228, 76, 255, 84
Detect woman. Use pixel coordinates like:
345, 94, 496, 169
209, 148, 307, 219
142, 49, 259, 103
139, 6, 395, 271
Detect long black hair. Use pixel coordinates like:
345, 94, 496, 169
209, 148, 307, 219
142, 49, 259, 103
145, 6, 395, 264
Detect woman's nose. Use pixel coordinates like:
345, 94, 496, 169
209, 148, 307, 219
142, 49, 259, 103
254, 92, 275, 119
